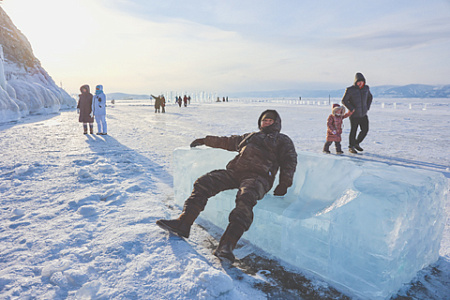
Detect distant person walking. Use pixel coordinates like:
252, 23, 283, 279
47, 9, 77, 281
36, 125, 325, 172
152, 95, 162, 113
92, 84, 107, 135
161, 95, 166, 113
77, 84, 94, 134
341, 72, 372, 153
323, 104, 353, 154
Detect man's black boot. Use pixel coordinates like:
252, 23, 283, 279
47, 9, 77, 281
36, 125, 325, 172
156, 209, 199, 238
213, 223, 245, 263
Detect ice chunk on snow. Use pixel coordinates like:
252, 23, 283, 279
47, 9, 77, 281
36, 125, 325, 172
41, 259, 72, 277
50, 271, 69, 288
173, 147, 447, 300
76, 281, 101, 299
180, 258, 234, 298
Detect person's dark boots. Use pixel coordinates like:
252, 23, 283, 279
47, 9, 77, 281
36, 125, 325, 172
89, 125, 94, 134
354, 144, 364, 151
336, 142, 343, 154
348, 146, 358, 154
323, 142, 331, 154
83, 125, 88, 134
156, 210, 199, 238
213, 223, 245, 263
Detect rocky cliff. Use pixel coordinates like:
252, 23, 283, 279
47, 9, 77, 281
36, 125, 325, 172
0, 7, 75, 123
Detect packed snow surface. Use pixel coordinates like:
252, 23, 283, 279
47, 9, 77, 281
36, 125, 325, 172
0, 98, 449, 299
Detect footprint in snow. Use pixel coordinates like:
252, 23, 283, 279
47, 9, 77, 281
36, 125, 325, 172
77, 205, 98, 217
73, 159, 96, 166
13, 208, 26, 216
9, 221, 31, 229
100, 189, 117, 201
77, 168, 92, 179
125, 184, 142, 193
98, 164, 116, 174
10, 208, 26, 221
13, 165, 35, 179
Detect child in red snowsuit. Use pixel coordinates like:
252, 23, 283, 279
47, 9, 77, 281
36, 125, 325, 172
323, 104, 354, 154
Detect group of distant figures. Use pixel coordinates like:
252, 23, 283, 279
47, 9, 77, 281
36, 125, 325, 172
151, 95, 192, 113
176, 95, 191, 108
216, 97, 229, 102
150, 94, 230, 113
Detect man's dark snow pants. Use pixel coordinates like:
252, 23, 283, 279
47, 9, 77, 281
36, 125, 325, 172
183, 169, 272, 231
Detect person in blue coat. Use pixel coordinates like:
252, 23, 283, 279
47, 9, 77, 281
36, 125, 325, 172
92, 84, 107, 135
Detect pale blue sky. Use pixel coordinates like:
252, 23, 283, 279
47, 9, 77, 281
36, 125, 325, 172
3, 0, 450, 94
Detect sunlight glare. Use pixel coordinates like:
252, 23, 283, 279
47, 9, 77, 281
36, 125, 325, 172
3, 0, 98, 59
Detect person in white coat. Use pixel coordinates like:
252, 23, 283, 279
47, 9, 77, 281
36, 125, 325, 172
91, 84, 107, 135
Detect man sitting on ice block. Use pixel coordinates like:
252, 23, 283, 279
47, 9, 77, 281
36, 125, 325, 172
156, 110, 297, 262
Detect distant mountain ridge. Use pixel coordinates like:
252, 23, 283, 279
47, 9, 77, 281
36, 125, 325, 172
370, 84, 450, 98
228, 84, 450, 99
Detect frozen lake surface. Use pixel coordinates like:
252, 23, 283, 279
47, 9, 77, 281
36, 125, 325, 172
0, 98, 448, 299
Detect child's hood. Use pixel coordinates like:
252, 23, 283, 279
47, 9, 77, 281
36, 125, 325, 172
332, 106, 346, 116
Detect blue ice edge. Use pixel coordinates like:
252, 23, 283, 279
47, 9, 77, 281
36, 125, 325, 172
173, 147, 447, 300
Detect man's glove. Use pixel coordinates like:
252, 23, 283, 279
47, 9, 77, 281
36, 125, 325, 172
90, 112, 94, 118
273, 183, 288, 196
190, 138, 205, 148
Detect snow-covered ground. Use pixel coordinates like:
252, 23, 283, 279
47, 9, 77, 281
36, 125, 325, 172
0, 99, 449, 299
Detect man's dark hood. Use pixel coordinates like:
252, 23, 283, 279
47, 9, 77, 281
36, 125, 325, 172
258, 109, 281, 134
353, 72, 366, 86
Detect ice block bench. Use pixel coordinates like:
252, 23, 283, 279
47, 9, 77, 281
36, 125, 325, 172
173, 147, 447, 300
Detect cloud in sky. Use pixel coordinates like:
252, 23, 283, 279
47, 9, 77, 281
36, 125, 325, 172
2, 0, 450, 95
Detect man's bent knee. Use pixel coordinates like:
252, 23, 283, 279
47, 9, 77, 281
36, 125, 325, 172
229, 207, 253, 231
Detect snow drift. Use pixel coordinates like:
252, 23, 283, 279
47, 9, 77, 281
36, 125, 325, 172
173, 147, 447, 299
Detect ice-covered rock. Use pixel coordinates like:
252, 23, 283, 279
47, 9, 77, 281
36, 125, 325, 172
173, 147, 447, 300
0, 7, 76, 123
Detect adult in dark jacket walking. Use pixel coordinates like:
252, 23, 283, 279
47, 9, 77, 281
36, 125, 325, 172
156, 110, 297, 262
77, 84, 94, 134
341, 72, 373, 153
